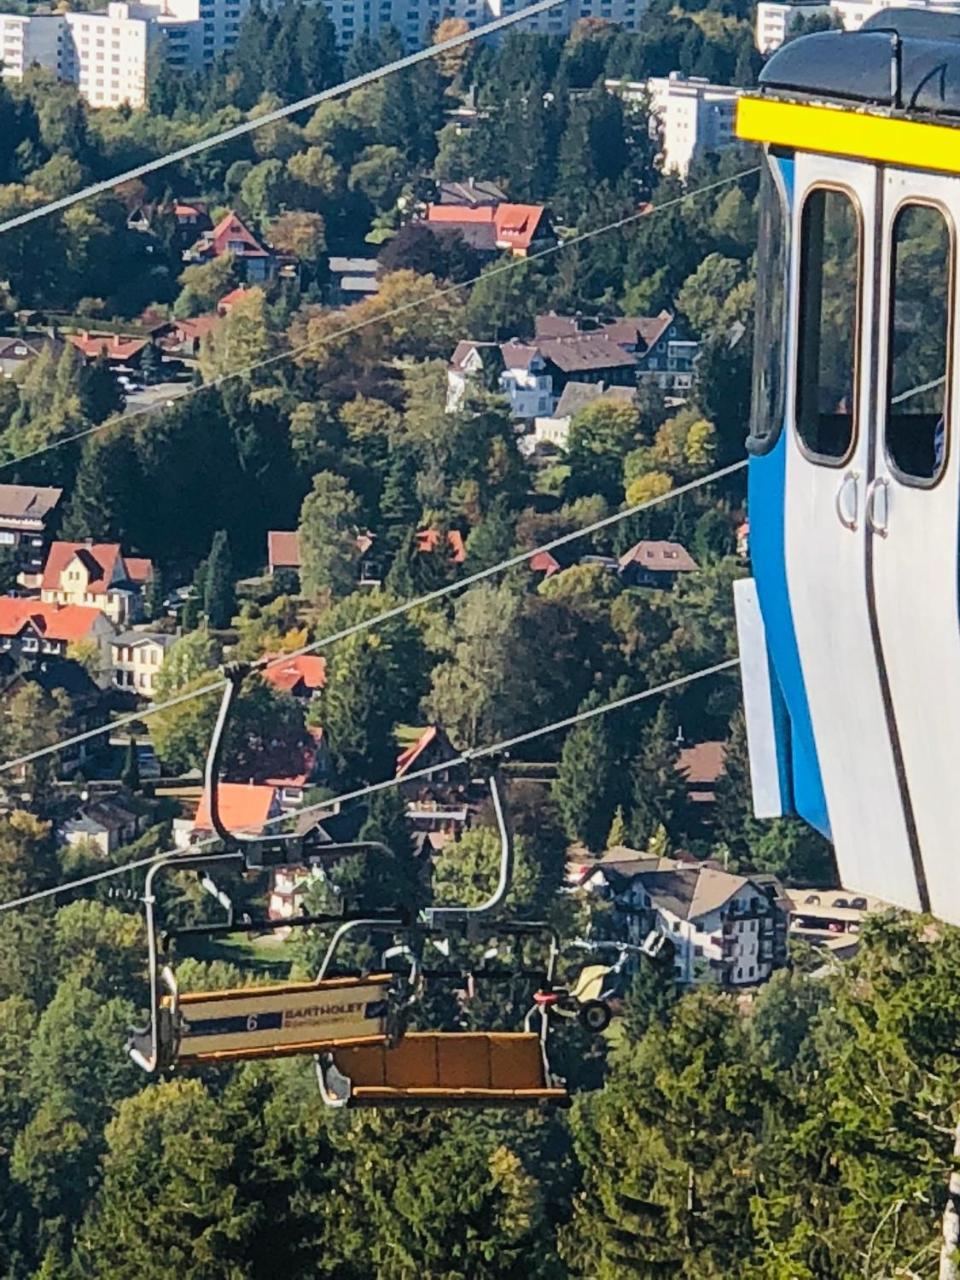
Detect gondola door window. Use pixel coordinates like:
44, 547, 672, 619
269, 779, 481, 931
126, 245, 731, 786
796, 188, 860, 461
885, 204, 951, 483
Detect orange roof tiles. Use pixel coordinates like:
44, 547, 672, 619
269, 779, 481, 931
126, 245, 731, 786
41, 542, 152, 593
396, 725, 439, 776
0, 597, 103, 642
262, 654, 326, 694
414, 529, 466, 564
424, 202, 547, 253
193, 782, 278, 834
66, 332, 150, 361
267, 531, 301, 570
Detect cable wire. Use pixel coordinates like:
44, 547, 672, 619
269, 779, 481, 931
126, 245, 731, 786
0, 458, 747, 776
0, 657, 739, 914
0, 0, 570, 236
0, 166, 759, 473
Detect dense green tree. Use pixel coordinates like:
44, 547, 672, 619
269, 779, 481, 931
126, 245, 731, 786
203, 529, 236, 629
553, 690, 620, 853
298, 471, 362, 601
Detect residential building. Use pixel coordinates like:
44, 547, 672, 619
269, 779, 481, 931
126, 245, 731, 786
267, 530, 301, 578
41, 542, 153, 626
524, 381, 636, 456
60, 798, 144, 857
216, 286, 251, 316
618, 539, 699, 587
606, 73, 742, 178
582, 852, 789, 987
328, 257, 380, 305
0, 598, 115, 672
446, 340, 504, 412
268, 863, 325, 920
175, 781, 282, 847
414, 528, 466, 565
0, 0, 249, 107
66, 331, 152, 369
261, 654, 327, 699
185, 212, 287, 283
676, 740, 727, 806
110, 630, 176, 697
0, 484, 62, 583
498, 343, 557, 419
155, 313, 219, 358
1, 658, 105, 770
435, 177, 507, 207
536, 308, 698, 394
0, 332, 65, 378
755, 0, 832, 50
396, 724, 469, 831
786, 886, 886, 959
422, 202, 554, 257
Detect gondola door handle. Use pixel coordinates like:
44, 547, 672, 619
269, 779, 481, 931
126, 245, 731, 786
865, 476, 890, 537
835, 470, 860, 531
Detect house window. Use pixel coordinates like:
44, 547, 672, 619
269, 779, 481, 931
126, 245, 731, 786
796, 186, 861, 462
0, 531, 14, 545
671, 920, 681, 933
885, 202, 952, 483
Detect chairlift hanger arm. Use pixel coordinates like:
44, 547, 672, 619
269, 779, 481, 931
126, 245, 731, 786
204, 664, 396, 868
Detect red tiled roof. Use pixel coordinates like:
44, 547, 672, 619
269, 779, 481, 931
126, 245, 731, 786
174, 314, 219, 341
41, 542, 152, 593
268, 531, 301, 571
529, 550, 560, 576
262, 654, 327, 694
493, 203, 546, 251
124, 557, 153, 585
424, 202, 547, 253
67, 332, 150, 361
193, 782, 277, 834
414, 529, 466, 564
209, 212, 269, 258
0, 597, 103, 642
677, 741, 727, 787
175, 203, 203, 217
396, 725, 438, 776
217, 286, 250, 313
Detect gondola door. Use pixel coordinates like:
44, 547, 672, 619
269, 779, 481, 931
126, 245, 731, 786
867, 167, 960, 924
783, 153, 923, 912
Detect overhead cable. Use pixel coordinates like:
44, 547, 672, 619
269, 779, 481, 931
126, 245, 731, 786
0, 458, 746, 776
0, 657, 739, 915
0, 167, 759, 473
0, 0, 570, 236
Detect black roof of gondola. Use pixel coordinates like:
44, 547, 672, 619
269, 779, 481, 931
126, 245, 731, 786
759, 8, 960, 117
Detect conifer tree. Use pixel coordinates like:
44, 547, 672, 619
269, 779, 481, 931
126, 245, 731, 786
202, 531, 235, 630
553, 691, 619, 852
120, 739, 140, 794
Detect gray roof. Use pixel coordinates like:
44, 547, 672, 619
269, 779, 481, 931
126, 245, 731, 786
555, 381, 636, 418
63, 799, 139, 835
339, 276, 380, 294
111, 630, 176, 650
598, 860, 754, 922
328, 257, 378, 274
437, 178, 507, 207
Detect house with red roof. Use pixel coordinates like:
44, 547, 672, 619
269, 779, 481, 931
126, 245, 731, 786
423, 202, 554, 258
217, 286, 252, 316
262, 654, 326, 699
395, 724, 467, 830
618, 540, 699, 589
184, 210, 289, 283
0, 598, 115, 676
267, 530, 301, 576
186, 781, 282, 845
154, 313, 220, 359
41, 541, 153, 626
414, 528, 466, 565
66, 331, 153, 369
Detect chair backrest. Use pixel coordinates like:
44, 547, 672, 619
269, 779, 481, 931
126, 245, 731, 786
326, 1031, 568, 1106
167, 973, 394, 1065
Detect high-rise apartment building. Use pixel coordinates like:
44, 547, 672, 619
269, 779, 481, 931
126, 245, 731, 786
755, 0, 960, 52
606, 73, 742, 179
0, 0, 248, 107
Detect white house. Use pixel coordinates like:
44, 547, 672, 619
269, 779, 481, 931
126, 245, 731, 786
753, 0, 958, 52
110, 631, 176, 698
582, 853, 788, 987
41, 541, 153, 627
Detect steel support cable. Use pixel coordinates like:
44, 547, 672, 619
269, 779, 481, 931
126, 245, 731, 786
0, 166, 760, 473
0, 657, 739, 914
0, 0, 571, 236
0, 458, 747, 776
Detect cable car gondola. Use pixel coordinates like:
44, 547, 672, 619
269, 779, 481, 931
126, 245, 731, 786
734, 11, 960, 926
